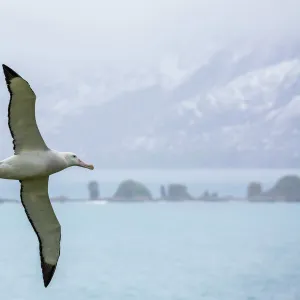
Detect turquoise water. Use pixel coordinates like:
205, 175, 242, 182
1, 202, 300, 299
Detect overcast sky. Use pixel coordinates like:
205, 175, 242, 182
0, 0, 299, 198
0, 0, 299, 71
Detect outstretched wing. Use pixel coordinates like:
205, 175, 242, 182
2, 64, 48, 154
20, 177, 61, 287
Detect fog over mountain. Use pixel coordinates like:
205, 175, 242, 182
0, 0, 299, 169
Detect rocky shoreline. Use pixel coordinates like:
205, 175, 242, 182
83, 174, 300, 203
1, 174, 300, 204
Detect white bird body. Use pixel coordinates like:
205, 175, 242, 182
0, 151, 68, 180
0, 64, 94, 287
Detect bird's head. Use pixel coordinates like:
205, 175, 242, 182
63, 152, 94, 170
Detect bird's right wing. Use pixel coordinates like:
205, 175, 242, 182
20, 176, 61, 287
2, 64, 48, 154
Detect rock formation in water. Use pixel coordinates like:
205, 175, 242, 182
88, 181, 100, 200
113, 179, 152, 200
265, 175, 300, 202
166, 183, 193, 200
247, 181, 263, 199
160, 185, 166, 200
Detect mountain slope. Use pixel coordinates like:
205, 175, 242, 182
72, 41, 300, 168
2, 40, 300, 168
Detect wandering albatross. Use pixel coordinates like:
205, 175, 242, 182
0, 64, 94, 287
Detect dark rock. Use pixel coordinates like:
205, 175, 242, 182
160, 185, 166, 199
88, 181, 100, 200
265, 175, 300, 202
247, 181, 263, 199
113, 179, 152, 200
167, 183, 193, 200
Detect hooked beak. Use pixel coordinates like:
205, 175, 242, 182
78, 159, 94, 170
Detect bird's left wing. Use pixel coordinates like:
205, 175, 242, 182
20, 176, 61, 287
2, 64, 49, 154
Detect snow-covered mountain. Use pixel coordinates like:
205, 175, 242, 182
2, 39, 300, 168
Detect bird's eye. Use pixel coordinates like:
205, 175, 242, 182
72, 155, 76, 158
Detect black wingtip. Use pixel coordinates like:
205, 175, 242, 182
42, 262, 57, 288
2, 64, 21, 83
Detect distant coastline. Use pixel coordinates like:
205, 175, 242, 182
85, 174, 300, 203
1, 174, 300, 204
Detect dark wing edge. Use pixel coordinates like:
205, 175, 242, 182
2, 64, 21, 83
3, 64, 21, 152
19, 180, 61, 288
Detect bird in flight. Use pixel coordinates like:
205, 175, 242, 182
0, 64, 94, 287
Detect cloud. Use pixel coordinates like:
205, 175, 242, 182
0, 0, 299, 70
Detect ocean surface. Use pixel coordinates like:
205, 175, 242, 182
0, 201, 300, 300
